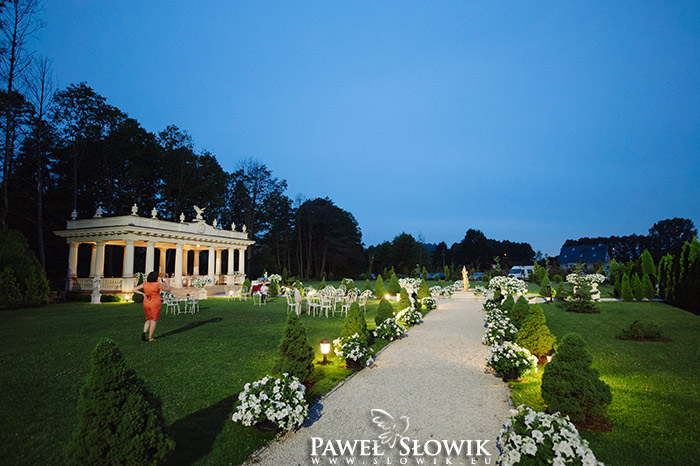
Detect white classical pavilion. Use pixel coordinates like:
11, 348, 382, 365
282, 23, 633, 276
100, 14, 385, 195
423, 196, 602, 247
54, 205, 254, 296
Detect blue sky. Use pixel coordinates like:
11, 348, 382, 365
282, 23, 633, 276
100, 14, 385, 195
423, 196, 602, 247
37, 1, 700, 256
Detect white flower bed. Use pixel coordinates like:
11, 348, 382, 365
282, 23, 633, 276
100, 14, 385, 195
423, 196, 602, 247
193, 276, 212, 288
483, 309, 518, 346
422, 297, 437, 310
430, 285, 453, 297
231, 373, 308, 431
268, 273, 282, 282
398, 277, 422, 291
395, 307, 423, 326
452, 280, 464, 291
333, 333, 374, 365
473, 285, 487, 296
566, 273, 605, 286
489, 276, 528, 295
373, 317, 406, 341
486, 341, 537, 379
497, 405, 604, 466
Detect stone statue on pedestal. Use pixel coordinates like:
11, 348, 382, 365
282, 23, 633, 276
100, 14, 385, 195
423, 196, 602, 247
91, 276, 102, 304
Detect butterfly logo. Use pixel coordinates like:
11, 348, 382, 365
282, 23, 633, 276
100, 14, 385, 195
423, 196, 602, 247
370, 409, 411, 449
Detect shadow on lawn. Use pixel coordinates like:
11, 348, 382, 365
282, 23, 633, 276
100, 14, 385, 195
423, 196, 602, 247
158, 318, 223, 339
167, 394, 236, 466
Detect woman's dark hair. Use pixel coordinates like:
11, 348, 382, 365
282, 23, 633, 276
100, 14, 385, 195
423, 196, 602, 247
147, 271, 159, 283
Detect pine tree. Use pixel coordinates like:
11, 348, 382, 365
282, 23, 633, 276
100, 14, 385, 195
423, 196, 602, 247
374, 274, 386, 298
375, 297, 395, 324
632, 274, 644, 301
539, 274, 551, 298
515, 304, 556, 359
641, 274, 655, 301
510, 296, 531, 328
387, 272, 401, 296
65, 339, 174, 465
417, 279, 431, 300
541, 333, 612, 424
274, 312, 315, 381
640, 250, 656, 281
621, 274, 634, 302
341, 302, 370, 342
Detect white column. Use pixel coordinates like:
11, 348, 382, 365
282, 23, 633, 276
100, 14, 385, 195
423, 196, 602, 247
89, 244, 97, 277
122, 240, 135, 293
93, 240, 105, 278
174, 243, 183, 287
215, 249, 222, 275
227, 247, 235, 284
238, 248, 246, 275
159, 247, 167, 274
123, 240, 135, 278
194, 250, 200, 275
208, 246, 216, 283
67, 242, 79, 278
146, 241, 155, 274
182, 249, 189, 275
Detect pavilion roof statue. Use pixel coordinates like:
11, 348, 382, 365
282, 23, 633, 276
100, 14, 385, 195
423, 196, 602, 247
194, 205, 206, 220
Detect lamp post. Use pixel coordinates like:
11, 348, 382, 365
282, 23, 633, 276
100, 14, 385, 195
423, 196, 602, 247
319, 338, 331, 365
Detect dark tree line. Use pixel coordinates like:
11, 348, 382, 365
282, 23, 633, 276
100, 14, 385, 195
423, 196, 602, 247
564, 218, 697, 263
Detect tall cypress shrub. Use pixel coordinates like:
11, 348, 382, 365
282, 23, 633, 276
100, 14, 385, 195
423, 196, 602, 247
621, 274, 634, 302
541, 333, 612, 424
641, 274, 655, 301
539, 274, 551, 298
640, 250, 656, 281
363, 278, 372, 292
65, 338, 174, 465
632, 274, 644, 301
399, 288, 411, 309
374, 274, 386, 298
320, 277, 327, 290
274, 312, 315, 381
416, 279, 430, 300
444, 265, 450, 282
422, 266, 430, 281
133, 273, 144, 303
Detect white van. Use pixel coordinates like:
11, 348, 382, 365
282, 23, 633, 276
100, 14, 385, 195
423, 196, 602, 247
508, 266, 534, 280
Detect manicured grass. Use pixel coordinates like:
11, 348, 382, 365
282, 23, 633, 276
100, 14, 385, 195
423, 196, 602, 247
509, 301, 700, 466
0, 292, 401, 465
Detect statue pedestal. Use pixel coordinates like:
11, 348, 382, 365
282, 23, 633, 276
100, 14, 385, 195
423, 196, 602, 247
91, 292, 101, 304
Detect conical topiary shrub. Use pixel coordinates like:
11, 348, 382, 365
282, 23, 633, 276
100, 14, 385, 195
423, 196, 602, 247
320, 277, 327, 290
510, 296, 531, 328
416, 279, 430, 300
274, 311, 315, 382
133, 273, 144, 303
363, 278, 372, 292
541, 333, 612, 424
500, 294, 515, 315
632, 274, 644, 301
269, 279, 279, 297
539, 274, 551, 298
399, 288, 411, 309
375, 297, 394, 325
65, 338, 174, 465
641, 274, 654, 301
515, 304, 556, 360
374, 274, 386, 299
340, 302, 370, 343
387, 272, 401, 296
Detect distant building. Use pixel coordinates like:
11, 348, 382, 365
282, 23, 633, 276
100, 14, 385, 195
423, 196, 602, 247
557, 244, 610, 271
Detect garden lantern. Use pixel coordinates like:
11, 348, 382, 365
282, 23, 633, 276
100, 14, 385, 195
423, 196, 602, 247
546, 284, 552, 303
319, 338, 331, 365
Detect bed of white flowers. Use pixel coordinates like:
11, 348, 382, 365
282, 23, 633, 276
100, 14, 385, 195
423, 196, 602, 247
483, 309, 518, 346
497, 405, 603, 466
483, 300, 500, 312
422, 297, 437, 310
268, 273, 282, 282
486, 341, 538, 380
473, 285, 487, 296
566, 273, 606, 286
489, 276, 528, 295
231, 373, 308, 431
452, 280, 464, 291
395, 307, 423, 326
373, 317, 406, 341
398, 277, 422, 292
192, 276, 212, 288
333, 333, 374, 366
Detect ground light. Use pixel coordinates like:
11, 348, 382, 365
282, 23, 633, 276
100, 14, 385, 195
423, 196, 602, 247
319, 338, 331, 365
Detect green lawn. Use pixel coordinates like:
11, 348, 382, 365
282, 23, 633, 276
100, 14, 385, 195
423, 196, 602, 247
0, 289, 400, 465
509, 301, 700, 466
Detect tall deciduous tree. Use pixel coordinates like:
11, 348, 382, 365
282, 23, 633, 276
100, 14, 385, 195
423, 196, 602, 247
648, 218, 697, 259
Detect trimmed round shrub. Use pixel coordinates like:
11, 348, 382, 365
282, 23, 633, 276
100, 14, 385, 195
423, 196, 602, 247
552, 274, 563, 284
274, 312, 315, 382
374, 274, 386, 299
515, 304, 556, 359
65, 338, 174, 465
541, 333, 612, 424
0, 228, 49, 309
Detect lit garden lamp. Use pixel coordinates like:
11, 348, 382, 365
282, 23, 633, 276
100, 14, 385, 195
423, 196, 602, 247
546, 348, 556, 363
319, 338, 331, 365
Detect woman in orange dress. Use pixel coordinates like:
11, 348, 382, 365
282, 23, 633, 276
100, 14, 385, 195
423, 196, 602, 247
133, 271, 171, 341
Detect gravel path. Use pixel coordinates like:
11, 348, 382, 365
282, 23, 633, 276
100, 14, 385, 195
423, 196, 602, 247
246, 293, 511, 465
